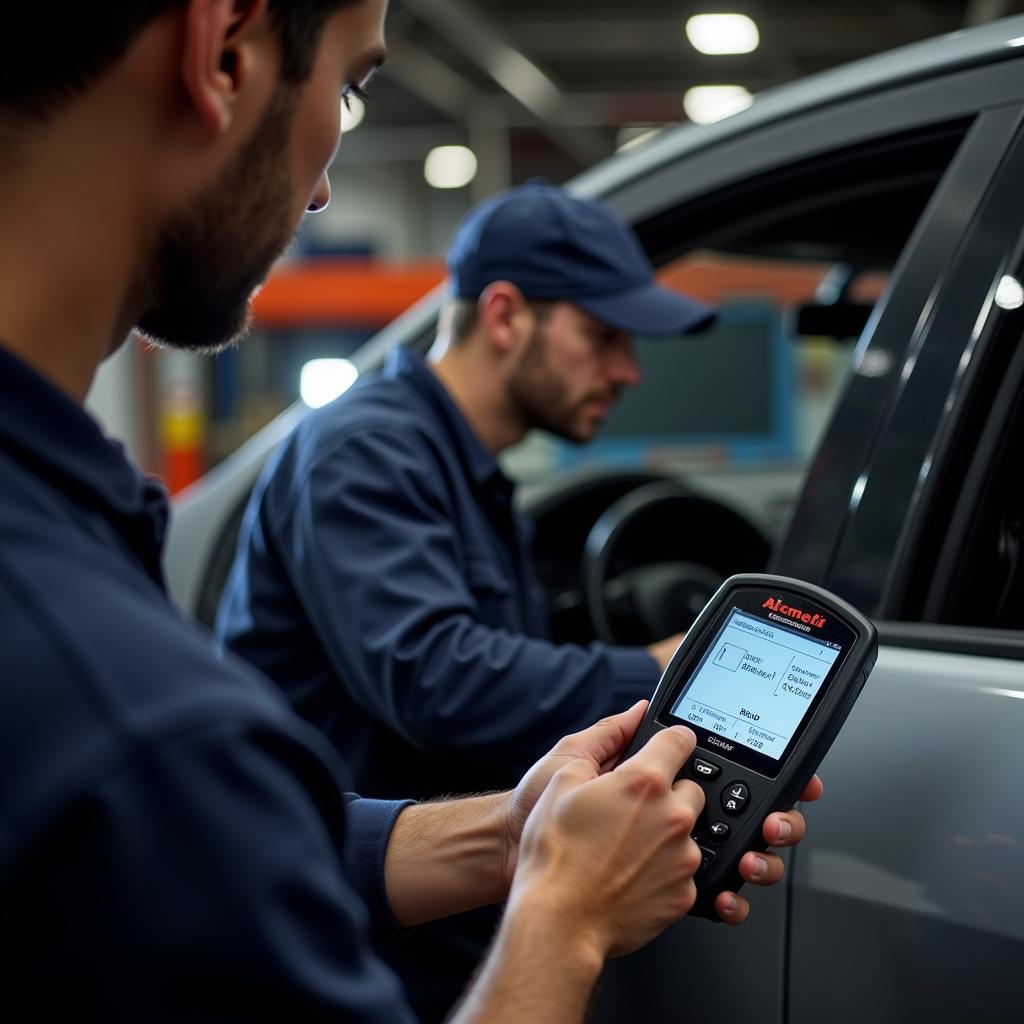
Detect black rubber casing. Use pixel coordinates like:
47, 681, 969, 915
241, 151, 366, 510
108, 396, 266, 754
621, 573, 877, 922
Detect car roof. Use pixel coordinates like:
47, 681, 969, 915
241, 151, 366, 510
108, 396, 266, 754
572, 14, 1024, 202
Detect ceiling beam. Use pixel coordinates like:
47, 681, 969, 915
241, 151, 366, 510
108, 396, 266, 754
397, 0, 609, 165
510, 16, 953, 58
383, 40, 480, 122
400, 0, 561, 118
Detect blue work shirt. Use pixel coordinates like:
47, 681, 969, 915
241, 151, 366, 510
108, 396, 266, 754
0, 345, 414, 1021
217, 347, 660, 1018
219, 348, 659, 798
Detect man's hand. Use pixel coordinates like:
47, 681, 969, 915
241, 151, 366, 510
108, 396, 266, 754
500, 701, 649, 883
508, 722, 705, 958
500, 700, 822, 926
385, 702, 821, 931
451, 711, 824, 1024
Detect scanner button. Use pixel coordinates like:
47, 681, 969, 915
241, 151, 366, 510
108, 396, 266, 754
708, 821, 731, 845
696, 847, 717, 876
692, 758, 721, 781
722, 781, 750, 816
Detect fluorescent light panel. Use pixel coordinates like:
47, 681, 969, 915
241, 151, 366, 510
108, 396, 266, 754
686, 13, 760, 55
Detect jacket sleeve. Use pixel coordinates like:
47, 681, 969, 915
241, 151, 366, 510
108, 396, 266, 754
273, 424, 661, 769
344, 794, 414, 936
15, 720, 418, 1022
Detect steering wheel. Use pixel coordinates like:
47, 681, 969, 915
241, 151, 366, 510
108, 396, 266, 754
583, 481, 771, 645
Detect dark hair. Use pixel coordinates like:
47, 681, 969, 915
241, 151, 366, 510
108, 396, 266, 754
0, 1, 358, 122
449, 298, 480, 345
448, 296, 555, 346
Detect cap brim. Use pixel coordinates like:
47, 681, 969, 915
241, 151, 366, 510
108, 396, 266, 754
575, 283, 717, 336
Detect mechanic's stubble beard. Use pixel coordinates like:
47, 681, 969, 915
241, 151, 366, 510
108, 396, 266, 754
507, 322, 620, 444
136, 85, 300, 354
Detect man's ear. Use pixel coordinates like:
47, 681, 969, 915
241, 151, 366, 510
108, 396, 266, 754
479, 282, 532, 356
181, 0, 271, 136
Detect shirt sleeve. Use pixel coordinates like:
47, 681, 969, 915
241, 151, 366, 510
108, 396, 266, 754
12, 720, 418, 1022
344, 794, 414, 936
274, 424, 662, 770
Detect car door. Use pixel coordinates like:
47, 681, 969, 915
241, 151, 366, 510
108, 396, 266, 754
590, 63, 1023, 1024
776, 103, 1024, 1024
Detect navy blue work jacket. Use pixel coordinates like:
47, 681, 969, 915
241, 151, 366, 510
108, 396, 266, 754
0, 345, 414, 1021
217, 347, 660, 1020
218, 347, 659, 799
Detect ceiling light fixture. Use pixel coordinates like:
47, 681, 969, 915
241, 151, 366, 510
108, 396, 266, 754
683, 85, 753, 125
686, 13, 760, 55
424, 146, 478, 190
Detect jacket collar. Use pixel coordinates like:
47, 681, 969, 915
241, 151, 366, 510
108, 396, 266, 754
0, 344, 169, 584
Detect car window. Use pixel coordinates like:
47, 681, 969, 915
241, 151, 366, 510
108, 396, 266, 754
504, 118, 968, 543
502, 251, 867, 539
899, 262, 1024, 631
800, 109, 1024, 631
939, 338, 1024, 631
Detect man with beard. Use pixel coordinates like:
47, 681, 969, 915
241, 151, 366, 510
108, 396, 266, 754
216, 182, 732, 1019
0, 2, 818, 1022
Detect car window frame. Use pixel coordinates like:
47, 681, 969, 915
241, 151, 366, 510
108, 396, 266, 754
771, 101, 1024, 590
601, 59, 1024, 229
872, 116, 1024, 651
817, 103, 1024, 638
915, 315, 1024, 639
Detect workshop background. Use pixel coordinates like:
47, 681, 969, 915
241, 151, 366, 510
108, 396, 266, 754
85, 0, 1024, 493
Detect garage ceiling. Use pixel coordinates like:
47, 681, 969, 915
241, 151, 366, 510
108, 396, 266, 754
344, 1, 1024, 185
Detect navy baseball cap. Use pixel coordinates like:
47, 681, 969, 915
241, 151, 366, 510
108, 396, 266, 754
445, 181, 716, 336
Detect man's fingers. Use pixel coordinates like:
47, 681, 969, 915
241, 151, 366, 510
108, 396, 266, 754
617, 725, 697, 791
738, 850, 785, 886
670, 776, 707, 821
799, 774, 824, 803
763, 807, 806, 847
545, 758, 600, 799
552, 700, 649, 771
715, 891, 750, 926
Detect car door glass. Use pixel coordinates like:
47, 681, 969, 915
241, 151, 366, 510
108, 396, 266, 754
839, 115, 1024, 633
503, 118, 968, 551
502, 251, 872, 540
906, 271, 1024, 630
